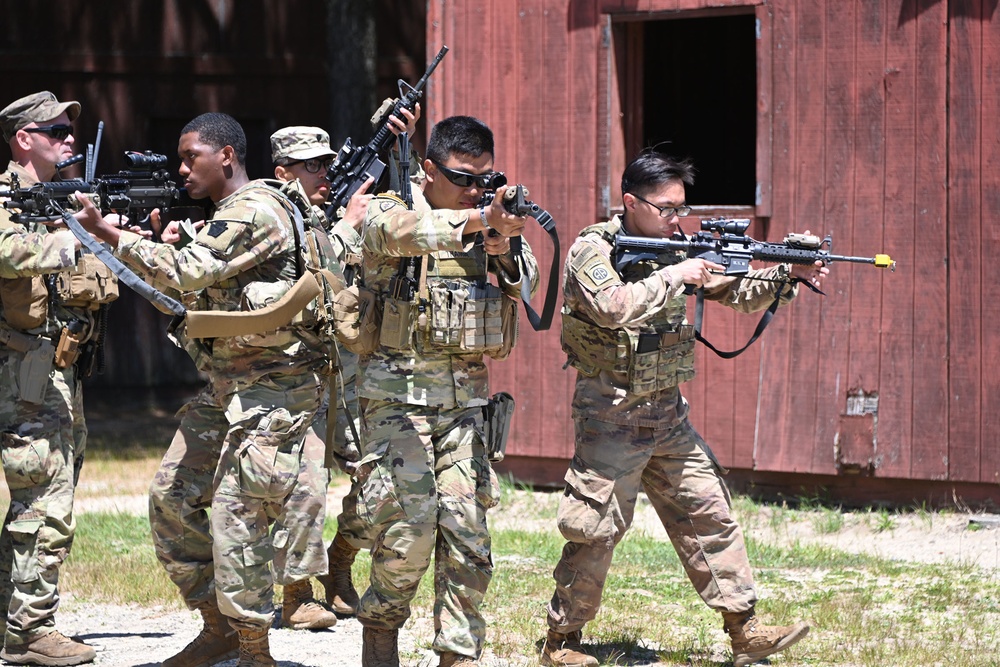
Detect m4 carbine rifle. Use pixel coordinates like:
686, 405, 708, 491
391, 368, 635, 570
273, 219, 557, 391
614, 217, 895, 358
0, 150, 179, 231
615, 217, 895, 277
324, 45, 449, 219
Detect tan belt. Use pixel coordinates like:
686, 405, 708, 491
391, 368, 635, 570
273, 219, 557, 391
0, 324, 44, 353
185, 269, 339, 339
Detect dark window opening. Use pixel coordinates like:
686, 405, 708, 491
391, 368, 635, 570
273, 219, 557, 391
641, 14, 757, 206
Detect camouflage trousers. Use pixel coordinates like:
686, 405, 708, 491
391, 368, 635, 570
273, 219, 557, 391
148, 371, 323, 630
276, 357, 368, 582
356, 399, 500, 659
547, 416, 757, 633
0, 349, 85, 644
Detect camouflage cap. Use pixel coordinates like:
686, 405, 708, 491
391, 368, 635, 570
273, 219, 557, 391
270, 126, 334, 164
0, 91, 81, 143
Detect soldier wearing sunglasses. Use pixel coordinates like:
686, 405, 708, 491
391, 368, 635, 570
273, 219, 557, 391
0, 90, 104, 666
355, 115, 539, 667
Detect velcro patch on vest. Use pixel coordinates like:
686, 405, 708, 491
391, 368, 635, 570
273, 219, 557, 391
572, 245, 617, 292
206, 221, 229, 238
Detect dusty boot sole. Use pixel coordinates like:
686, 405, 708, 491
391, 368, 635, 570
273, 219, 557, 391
283, 617, 338, 631
0, 646, 97, 666
733, 623, 809, 667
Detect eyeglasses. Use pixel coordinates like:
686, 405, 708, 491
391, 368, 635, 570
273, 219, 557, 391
23, 124, 73, 141
629, 192, 692, 218
432, 160, 506, 189
286, 157, 334, 174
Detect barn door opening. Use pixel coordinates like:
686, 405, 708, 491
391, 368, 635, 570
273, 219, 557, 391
609, 7, 770, 218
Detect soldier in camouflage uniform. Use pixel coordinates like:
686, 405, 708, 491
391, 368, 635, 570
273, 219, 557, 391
0, 91, 115, 666
75, 112, 344, 667
542, 149, 827, 667
357, 115, 539, 667
269, 112, 417, 624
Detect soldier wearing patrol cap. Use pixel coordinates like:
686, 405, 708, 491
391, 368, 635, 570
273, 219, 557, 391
0, 90, 110, 667
267, 113, 417, 629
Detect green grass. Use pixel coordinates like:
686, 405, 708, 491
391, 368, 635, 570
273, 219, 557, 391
40, 467, 1000, 667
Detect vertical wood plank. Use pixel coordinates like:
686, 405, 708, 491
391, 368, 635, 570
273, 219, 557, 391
875, 0, 918, 480
948, 0, 983, 483
981, 0, 1000, 485
907, 0, 949, 481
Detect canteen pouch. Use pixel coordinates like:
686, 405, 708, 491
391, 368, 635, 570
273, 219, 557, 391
18, 339, 54, 404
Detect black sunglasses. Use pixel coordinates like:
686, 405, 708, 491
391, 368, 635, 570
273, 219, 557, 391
432, 160, 506, 189
23, 124, 73, 140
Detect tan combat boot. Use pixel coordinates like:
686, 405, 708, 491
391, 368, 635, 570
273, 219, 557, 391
361, 626, 399, 667
540, 629, 598, 667
439, 651, 479, 666
0, 630, 97, 666
318, 532, 361, 615
160, 606, 239, 667
236, 626, 276, 667
722, 608, 809, 667
280, 580, 338, 630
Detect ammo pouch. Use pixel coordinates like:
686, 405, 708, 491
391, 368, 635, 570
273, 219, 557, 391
0, 276, 49, 330
54, 254, 119, 309
427, 280, 504, 353
379, 296, 415, 350
333, 283, 381, 355
560, 310, 696, 394
483, 391, 515, 462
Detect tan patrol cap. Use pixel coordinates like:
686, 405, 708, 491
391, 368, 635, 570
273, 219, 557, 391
0, 91, 81, 143
270, 126, 334, 164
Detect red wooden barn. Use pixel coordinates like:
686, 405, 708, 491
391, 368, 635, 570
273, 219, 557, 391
418, 0, 1000, 506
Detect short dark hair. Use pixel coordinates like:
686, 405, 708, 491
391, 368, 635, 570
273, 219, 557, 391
181, 112, 247, 166
426, 115, 494, 164
621, 148, 695, 198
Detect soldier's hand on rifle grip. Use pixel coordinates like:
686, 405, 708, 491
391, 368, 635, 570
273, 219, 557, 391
669, 257, 725, 290
342, 176, 376, 231
73, 191, 121, 249
788, 231, 830, 289
481, 185, 526, 238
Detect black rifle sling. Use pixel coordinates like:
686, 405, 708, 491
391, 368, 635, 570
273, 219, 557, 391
59, 208, 187, 317
510, 205, 559, 331
692, 281, 793, 359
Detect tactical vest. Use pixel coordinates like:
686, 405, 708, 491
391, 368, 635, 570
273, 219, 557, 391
377, 226, 515, 358
560, 220, 696, 395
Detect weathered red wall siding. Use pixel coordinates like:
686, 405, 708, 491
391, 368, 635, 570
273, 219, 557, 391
428, 0, 1000, 489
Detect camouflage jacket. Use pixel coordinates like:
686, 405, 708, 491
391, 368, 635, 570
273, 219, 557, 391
358, 179, 539, 409
0, 162, 87, 337
564, 216, 797, 428
114, 179, 333, 391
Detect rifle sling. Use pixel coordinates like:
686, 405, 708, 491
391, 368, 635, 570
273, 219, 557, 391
693, 281, 792, 359
512, 206, 559, 331
60, 209, 187, 317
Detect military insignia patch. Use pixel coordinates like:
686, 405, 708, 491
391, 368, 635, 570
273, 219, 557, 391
379, 199, 396, 212
207, 221, 229, 238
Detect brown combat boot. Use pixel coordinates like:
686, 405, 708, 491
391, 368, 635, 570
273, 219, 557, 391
318, 532, 360, 615
280, 580, 338, 630
438, 651, 479, 666
236, 626, 276, 667
361, 626, 399, 667
0, 630, 96, 666
539, 629, 598, 667
722, 608, 809, 667
160, 606, 239, 667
